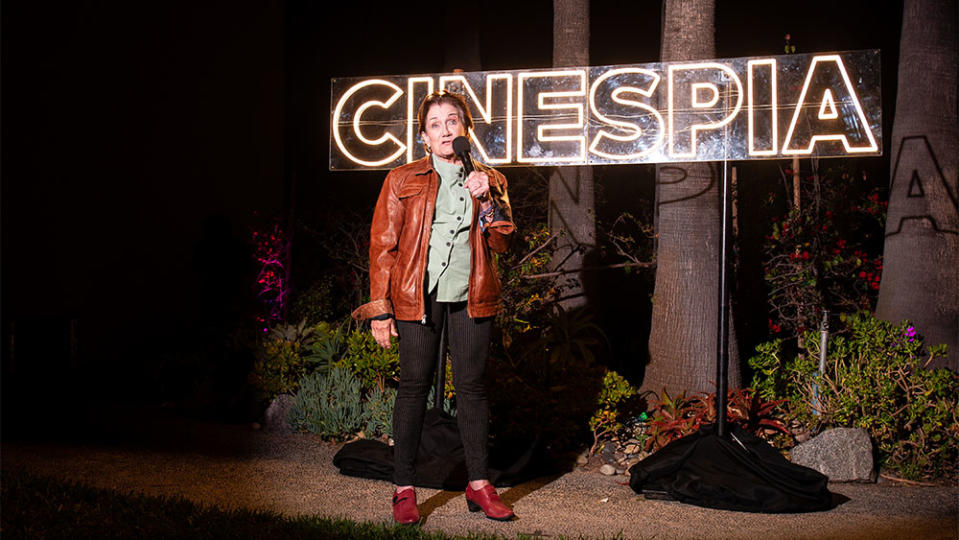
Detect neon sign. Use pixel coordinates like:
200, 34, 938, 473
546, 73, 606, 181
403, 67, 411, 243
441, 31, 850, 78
330, 50, 881, 170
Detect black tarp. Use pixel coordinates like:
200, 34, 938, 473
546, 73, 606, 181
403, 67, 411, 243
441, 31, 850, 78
628, 423, 834, 513
333, 408, 555, 489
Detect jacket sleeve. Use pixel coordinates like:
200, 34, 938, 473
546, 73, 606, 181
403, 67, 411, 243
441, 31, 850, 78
351, 171, 402, 321
483, 169, 515, 254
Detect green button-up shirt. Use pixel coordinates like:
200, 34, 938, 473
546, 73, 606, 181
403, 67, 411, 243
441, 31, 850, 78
426, 156, 471, 302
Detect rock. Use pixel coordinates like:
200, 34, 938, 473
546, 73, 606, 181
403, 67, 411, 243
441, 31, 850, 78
576, 453, 590, 465
263, 394, 295, 434
793, 427, 813, 444
615, 468, 626, 475
599, 464, 617, 476
624, 444, 640, 455
601, 442, 617, 457
601, 443, 619, 465
790, 427, 876, 482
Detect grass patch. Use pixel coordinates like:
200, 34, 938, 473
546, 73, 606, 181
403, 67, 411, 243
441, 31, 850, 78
1, 468, 548, 539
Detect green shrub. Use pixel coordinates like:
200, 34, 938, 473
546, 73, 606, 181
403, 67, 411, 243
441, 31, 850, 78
289, 366, 365, 440
335, 329, 399, 391
249, 320, 345, 402
748, 312, 958, 480
588, 369, 640, 456
306, 321, 346, 369
363, 385, 396, 439
426, 384, 457, 416
250, 338, 307, 402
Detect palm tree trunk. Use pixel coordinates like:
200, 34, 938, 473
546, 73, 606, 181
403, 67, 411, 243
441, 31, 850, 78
642, 0, 741, 397
877, 0, 959, 371
549, 0, 595, 309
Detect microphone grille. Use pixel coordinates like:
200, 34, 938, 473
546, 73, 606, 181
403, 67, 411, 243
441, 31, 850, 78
452, 136, 471, 155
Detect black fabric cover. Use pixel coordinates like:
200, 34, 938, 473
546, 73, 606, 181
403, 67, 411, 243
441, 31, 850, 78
629, 423, 834, 513
333, 408, 555, 489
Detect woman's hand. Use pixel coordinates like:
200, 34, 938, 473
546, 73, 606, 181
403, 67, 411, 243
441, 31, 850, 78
371, 318, 398, 349
464, 171, 490, 202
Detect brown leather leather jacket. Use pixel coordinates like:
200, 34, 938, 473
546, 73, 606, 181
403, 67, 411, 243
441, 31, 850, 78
351, 157, 515, 322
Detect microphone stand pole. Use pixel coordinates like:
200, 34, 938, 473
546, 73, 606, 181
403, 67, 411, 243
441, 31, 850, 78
716, 80, 731, 438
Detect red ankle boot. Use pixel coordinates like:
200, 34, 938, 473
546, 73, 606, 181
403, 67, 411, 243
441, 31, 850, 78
465, 484, 515, 521
392, 488, 420, 525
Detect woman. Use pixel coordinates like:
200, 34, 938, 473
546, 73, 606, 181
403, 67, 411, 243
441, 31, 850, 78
351, 91, 516, 524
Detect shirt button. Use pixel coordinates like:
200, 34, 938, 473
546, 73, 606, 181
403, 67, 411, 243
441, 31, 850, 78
457, 217, 462, 221
441, 262, 446, 267
449, 229, 454, 234
459, 197, 464, 201
446, 242, 451, 246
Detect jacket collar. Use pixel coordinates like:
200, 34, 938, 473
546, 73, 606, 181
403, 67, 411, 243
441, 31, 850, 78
409, 156, 433, 176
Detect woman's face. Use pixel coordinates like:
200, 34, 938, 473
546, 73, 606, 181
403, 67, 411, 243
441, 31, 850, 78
421, 102, 466, 163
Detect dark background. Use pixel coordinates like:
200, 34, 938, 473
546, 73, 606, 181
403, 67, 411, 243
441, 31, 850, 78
1, 1, 902, 422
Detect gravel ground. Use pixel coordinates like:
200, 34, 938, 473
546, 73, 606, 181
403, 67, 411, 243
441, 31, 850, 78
3, 406, 957, 539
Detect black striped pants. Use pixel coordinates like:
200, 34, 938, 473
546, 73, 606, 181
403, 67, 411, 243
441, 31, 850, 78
392, 293, 491, 486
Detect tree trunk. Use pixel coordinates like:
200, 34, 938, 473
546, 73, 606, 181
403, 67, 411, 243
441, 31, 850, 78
642, 0, 741, 397
550, 0, 595, 309
877, 0, 959, 371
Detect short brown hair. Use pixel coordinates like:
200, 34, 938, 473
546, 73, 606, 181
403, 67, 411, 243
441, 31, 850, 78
416, 90, 474, 138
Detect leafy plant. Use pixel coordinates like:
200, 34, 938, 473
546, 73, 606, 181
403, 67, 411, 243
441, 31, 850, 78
763, 166, 885, 338
249, 320, 345, 401
588, 370, 640, 457
426, 384, 457, 416
306, 321, 346, 369
335, 329, 399, 392
531, 305, 608, 371
494, 223, 564, 338
267, 319, 315, 343
289, 366, 365, 440
748, 312, 958, 480
644, 389, 703, 451
250, 218, 290, 333
250, 337, 308, 402
362, 385, 396, 439
644, 388, 790, 452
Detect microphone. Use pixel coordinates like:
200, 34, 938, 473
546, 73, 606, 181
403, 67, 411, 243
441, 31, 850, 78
452, 136, 475, 175
453, 136, 496, 209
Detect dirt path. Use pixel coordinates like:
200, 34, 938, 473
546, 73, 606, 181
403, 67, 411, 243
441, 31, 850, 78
3, 408, 956, 539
